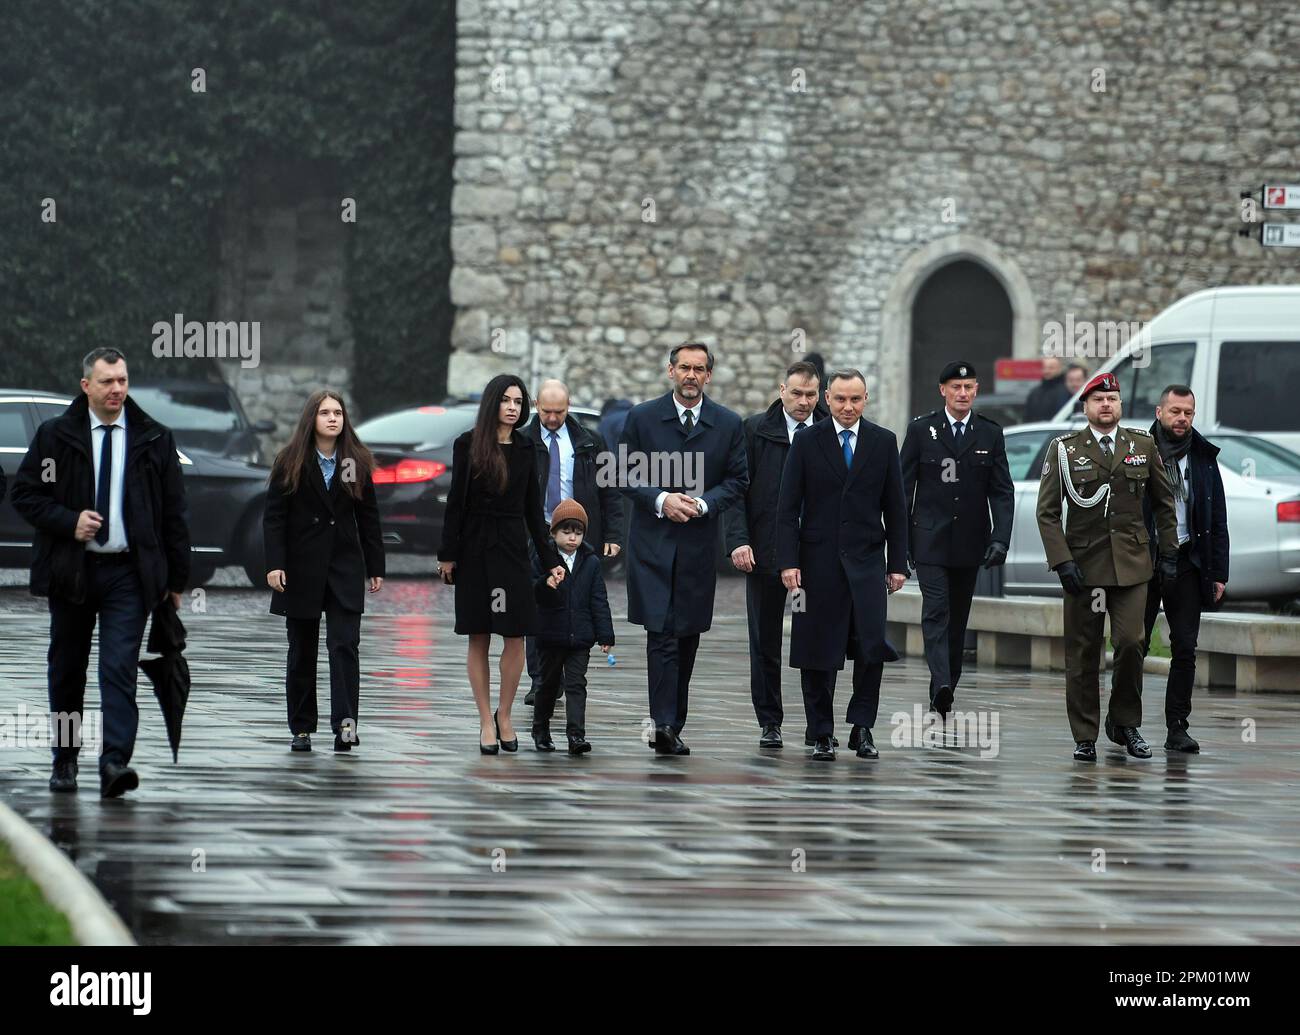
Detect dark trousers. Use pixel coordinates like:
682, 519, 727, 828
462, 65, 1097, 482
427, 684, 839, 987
285, 585, 362, 736
915, 562, 979, 701
800, 663, 883, 738
745, 572, 786, 727
1063, 581, 1147, 741
47, 555, 148, 768
1143, 549, 1203, 730
533, 646, 591, 735
646, 631, 700, 732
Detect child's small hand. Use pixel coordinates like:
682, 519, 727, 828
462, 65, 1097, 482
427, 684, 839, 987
598, 644, 611, 654
547, 574, 560, 589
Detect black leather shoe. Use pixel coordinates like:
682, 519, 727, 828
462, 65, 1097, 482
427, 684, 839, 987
333, 730, 358, 752
653, 725, 690, 756
804, 734, 839, 747
1165, 727, 1200, 753
567, 734, 591, 755
1073, 740, 1097, 761
933, 685, 954, 719
524, 687, 538, 706
49, 759, 78, 793
1117, 726, 1151, 758
291, 733, 312, 752
494, 710, 518, 752
100, 761, 139, 799
811, 736, 836, 761
855, 729, 879, 759
1103, 715, 1124, 747
532, 729, 555, 752
759, 725, 783, 749
848, 725, 869, 751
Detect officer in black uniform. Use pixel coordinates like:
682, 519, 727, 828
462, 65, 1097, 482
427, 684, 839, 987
899, 361, 1015, 718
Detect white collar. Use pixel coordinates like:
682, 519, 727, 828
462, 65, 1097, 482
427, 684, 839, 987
784, 410, 811, 434
1088, 424, 1118, 443
673, 396, 703, 420
944, 408, 970, 428
832, 418, 859, 437
544, 422, 569, 441
90, 409, 125, 431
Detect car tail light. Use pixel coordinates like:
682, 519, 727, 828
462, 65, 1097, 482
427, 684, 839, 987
1278, 501, 1300, 522
373, 459, 447, 484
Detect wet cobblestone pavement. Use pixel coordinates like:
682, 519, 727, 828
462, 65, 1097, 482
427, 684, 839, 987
2, 575, 1299, 945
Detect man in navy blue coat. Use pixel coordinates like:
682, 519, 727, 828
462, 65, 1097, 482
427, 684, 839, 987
619, 341, 748, 756
776, 370, 909, 761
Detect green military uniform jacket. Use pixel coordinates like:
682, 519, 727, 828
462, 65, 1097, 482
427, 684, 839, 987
1036, 424, 1178, 587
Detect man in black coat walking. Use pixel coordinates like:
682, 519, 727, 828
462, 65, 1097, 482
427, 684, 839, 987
723, 360, 830, 748
619, 341, 748, 756
1141, 385, 1229, 753
11, 348, 190, 798
522, 378, 624, 704
776, 370, 909, 761
900, 361, 1014, 718
1024, 356, 1072, 423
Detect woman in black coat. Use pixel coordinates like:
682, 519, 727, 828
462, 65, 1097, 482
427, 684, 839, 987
438, 374, 566, 754
264, 389, 385, 754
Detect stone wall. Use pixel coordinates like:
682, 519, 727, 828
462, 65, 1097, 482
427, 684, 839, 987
450, 0, 1300, 433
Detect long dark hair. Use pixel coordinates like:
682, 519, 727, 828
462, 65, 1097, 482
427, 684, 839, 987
270, 389, 375, 500
470, 374, 531, 494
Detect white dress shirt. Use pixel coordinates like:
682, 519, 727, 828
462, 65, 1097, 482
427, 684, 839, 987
832, 418, 860, 456
944, 408, 971, 438
655, 397, 708, 518
542, 422, 575, 523
87, 408, 129, 553
559, 547, 578, 573
1174, 454, 1191, 545
784, 410, 812, 444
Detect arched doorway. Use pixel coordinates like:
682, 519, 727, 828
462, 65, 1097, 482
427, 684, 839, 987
877, 235, 1037, 435
908, 260, 1012, 419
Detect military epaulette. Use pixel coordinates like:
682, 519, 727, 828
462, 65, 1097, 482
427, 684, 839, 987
1127, 427, 1153, 437
974, 412, 1000, 427
912, 411, 938, 421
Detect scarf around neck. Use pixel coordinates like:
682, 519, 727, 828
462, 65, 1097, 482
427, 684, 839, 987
1151, 420, 1192, 502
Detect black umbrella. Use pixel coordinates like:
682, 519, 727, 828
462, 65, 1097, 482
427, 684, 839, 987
138, 602, 191, 763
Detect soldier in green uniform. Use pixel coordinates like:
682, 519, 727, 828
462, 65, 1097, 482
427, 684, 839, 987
1036, 372, 1179, 761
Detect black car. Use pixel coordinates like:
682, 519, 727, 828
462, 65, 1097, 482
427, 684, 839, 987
355, 402, 603, 554
0, 389, 270, 588
128, 378, 276, 465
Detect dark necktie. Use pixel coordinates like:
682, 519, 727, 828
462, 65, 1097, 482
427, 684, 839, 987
682, 409, 694, 432
953, 421, 964, 445
795, 420, 807, 441
1100, 434, 1113, 462
95, 424, 114, 545
546, 430, 562, 516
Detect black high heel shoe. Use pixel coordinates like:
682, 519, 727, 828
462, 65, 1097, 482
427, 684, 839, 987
480, 725, 499, 755
494, 710, 518, 752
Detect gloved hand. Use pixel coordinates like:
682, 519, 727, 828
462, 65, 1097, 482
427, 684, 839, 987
1158, 553, 1178, 583
982, 542, 1008, 569
1054, 560, 1085, 595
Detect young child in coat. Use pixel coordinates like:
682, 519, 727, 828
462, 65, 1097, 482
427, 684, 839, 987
530, 500, 614, 753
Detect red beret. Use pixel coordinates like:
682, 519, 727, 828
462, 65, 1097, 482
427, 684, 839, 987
1080, 372, 1120, 400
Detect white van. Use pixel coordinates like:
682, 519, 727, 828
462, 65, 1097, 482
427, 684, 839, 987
1050, 285, 1300, 455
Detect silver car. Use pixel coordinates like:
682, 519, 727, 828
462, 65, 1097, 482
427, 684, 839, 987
1002, 421, 1300, 605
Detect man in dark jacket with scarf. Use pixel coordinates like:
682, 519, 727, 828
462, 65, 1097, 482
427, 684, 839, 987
723, 360, 829, 749
11, 348, 191, 797
1141, 384, 1229, 753
531, 500, 614, 754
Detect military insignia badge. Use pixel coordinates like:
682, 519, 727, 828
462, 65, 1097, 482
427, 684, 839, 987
929, 425, 938, 440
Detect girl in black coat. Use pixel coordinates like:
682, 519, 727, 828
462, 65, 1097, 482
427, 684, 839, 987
438, 374, 566, 754
264, 390, 385, 754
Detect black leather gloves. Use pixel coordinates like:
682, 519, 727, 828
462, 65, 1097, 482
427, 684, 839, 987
1159, 553, 1179, 583
982, 542, 1008, 569
1054, 560, 1085, 595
